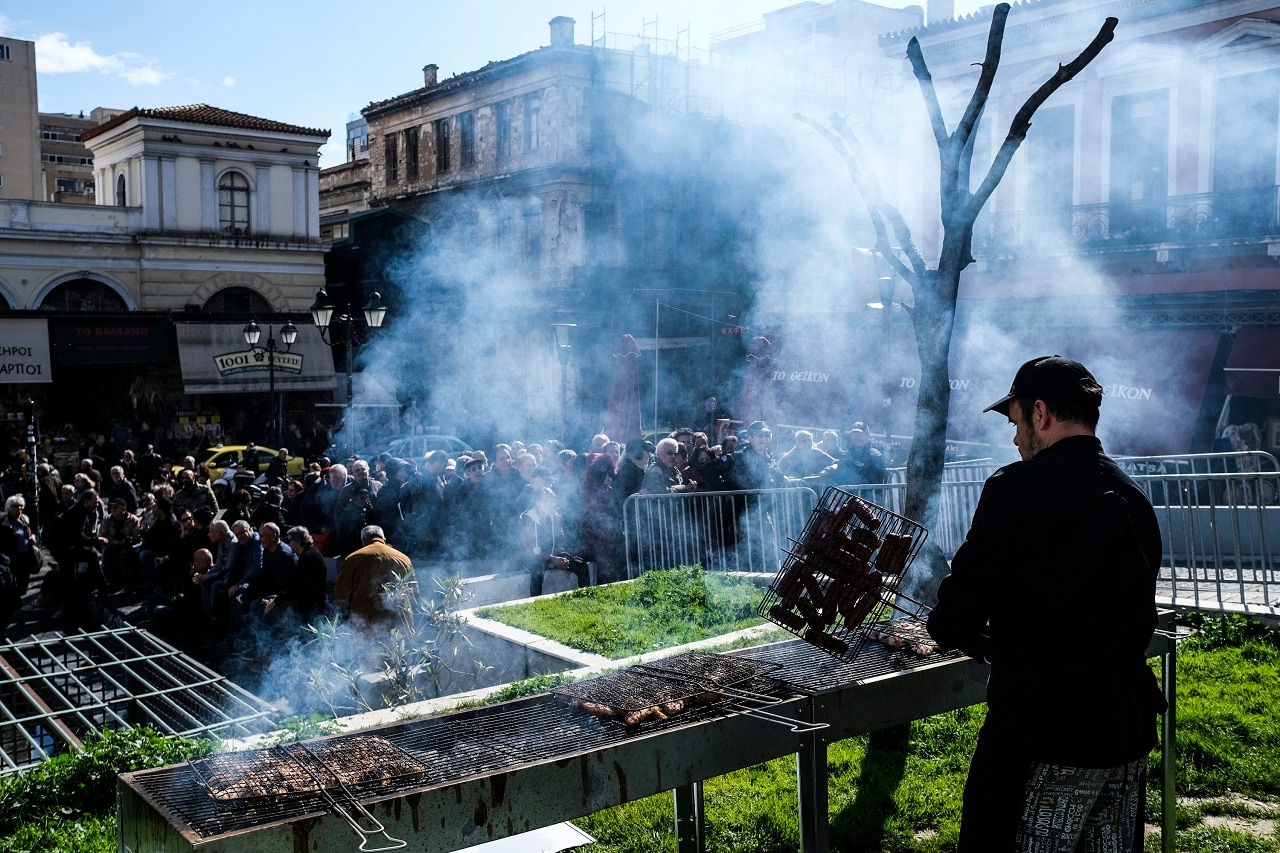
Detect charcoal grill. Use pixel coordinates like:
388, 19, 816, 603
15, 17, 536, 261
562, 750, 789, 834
551, 650, 827, 732
187, 736, 428, 851
759, 487, 928, 661
119, 618, 1180, 853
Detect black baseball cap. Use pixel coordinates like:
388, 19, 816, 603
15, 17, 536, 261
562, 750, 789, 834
984, 355, 1104, 416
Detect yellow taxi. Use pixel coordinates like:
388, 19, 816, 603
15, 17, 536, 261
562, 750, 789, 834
173, 445, 305, 481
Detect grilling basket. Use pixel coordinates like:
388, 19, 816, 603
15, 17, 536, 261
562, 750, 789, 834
759, 487, 931, 663
189, 735, 426, 851
552, 650, 827, 732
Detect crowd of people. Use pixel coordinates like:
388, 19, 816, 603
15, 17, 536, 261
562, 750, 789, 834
0, 417, 890, 648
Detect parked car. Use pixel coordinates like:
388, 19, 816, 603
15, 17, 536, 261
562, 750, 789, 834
376, 434, 474, 461
172, 445, 305, 481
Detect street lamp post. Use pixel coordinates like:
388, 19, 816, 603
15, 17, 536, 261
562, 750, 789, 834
309, 289, 389, 444
242, 318, 298, 449
552, 323, 576, 443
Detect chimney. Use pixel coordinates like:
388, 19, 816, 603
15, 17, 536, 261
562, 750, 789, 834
927, 0, 955, 24
549, 16, 575, 47
423, 64, 438, 87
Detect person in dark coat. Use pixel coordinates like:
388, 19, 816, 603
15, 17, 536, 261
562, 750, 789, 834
927, 355, 1166, 852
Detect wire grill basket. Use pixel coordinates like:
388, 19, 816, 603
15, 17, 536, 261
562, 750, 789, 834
757, 487, 928, 662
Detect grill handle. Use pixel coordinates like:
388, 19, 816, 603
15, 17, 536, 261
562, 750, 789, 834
325, 799, 408, 852
632, 666, 829, 734
727, 702, 829, 733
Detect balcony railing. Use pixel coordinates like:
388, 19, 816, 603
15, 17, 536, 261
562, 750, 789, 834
973, 185, 1280, 254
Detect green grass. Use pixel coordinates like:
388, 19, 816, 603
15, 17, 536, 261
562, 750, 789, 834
474, 566, 766, 658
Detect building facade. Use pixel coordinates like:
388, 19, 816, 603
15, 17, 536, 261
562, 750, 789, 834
872, 0, 1280, 455
0, 37, 43, 202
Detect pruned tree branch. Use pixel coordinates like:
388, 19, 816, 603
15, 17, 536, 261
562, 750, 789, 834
954, 4, 1010, 152
906, 37, 950, 151
794, 113, 923, 284
967, 15, 1118, 220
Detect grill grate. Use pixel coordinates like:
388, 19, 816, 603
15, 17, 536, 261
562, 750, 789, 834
551, 651, 782, 715
758, 488, 928, 662
736, 637, 966, 695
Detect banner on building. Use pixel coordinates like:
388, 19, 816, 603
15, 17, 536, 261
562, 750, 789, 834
0, 319, 53, 384
175, 323, 336, 395
52, 319, 173, 364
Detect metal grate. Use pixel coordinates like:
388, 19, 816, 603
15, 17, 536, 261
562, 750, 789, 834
0, 627, 276, 775
758, 488, 928, 662
736, 637, 966, 695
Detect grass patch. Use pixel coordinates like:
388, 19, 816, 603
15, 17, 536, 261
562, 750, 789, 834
475, 566, 766, 658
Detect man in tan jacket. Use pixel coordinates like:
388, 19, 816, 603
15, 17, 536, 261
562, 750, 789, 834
333, 524, 413, 629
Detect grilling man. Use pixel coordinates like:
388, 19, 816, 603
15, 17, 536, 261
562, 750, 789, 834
926, 355, 1166, 852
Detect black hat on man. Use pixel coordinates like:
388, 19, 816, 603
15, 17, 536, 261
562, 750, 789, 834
746, 421, 772, 438
984, 354, 1104, 416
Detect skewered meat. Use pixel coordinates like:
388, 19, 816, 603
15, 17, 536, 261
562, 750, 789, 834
846, 496, 882, 530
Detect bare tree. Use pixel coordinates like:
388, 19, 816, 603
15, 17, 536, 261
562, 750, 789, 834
799, 4, 1117, 601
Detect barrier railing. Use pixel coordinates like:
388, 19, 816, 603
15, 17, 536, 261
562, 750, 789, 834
624, 459, 1280, 616
622, 487, 817, 577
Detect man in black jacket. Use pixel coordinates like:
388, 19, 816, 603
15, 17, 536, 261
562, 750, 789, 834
927, 355, 1166, 852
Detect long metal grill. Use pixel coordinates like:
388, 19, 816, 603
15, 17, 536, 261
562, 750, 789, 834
759, 487, 928, 662
552, 652, 782, 712
127, 677, 805, 840
739, 636, 967, 695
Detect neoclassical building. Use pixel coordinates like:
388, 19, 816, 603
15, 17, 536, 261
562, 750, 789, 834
0, 103, 332, 435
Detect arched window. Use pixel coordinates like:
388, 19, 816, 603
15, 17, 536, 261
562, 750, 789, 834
203, 287, 272, 316
218, 172, 251, 236
115, 174, 127, 206
39, 279, 129, 312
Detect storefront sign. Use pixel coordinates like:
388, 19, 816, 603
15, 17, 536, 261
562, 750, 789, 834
52, 319, 173, 364
213, 347, 304, 377
0, 319, 52, 384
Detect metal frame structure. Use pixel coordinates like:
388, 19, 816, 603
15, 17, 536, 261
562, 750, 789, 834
0, 627, 277, 775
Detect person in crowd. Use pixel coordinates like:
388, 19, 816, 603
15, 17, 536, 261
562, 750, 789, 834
331, 459, 381, 559
149, 547, 213, 643
231, 521, 292, 626
413, 451, 454, 558
1, 495, 40, 612
196, 520, 233, 618
333, 524, 413, 630
152, 507, 213, 596
221, 488, 254, 528
614, 439, 653, 510
720, 434, 739, 456
448, 457, 489, 558
688, 441, 727, 491
641, 438, 691, 494
36, 463, 63, 536
578, 454, 623, 584
300, 462, 349, 556
601, 441, 623, 469
79, 458, 103, 489
135, 445, 164, 492
831, 421, 887, 486
172, 468, 219, 517
135, 490, 158, 533
483, 445, 526, 553
373, 458, 415, 551
103, 465, 138, 513
259, 526, 328, 629
137, 496, 181, 591
587, 434, 609, 455
927, 355, 1166, 851
527, 443, 545, 466
98, 497, 140, 592
211, 520, 262, 630
281, 478, 306, 520
250, 485, 290, 531
514, 487, 586, 596
777, 429, 837, 481
266, 447, 291, 487
119, 449, 138, 486
58, 487, 108, 626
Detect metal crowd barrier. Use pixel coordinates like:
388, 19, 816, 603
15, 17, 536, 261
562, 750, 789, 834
621, 487, 818, 577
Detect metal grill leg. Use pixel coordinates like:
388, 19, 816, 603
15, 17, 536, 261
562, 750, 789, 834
1161, 638, 1177, 853
673, 780, 705, 853
797, 704, 829, 853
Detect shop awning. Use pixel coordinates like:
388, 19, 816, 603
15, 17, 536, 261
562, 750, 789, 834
176, 323, 336, 395
1224, 327, 1280, 398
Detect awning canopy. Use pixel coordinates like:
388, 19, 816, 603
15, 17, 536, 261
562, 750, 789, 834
176, 322, 336, 395
1224, 327, 1280, 398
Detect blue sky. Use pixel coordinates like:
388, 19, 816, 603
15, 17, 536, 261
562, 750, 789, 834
3, 0, 974, 167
